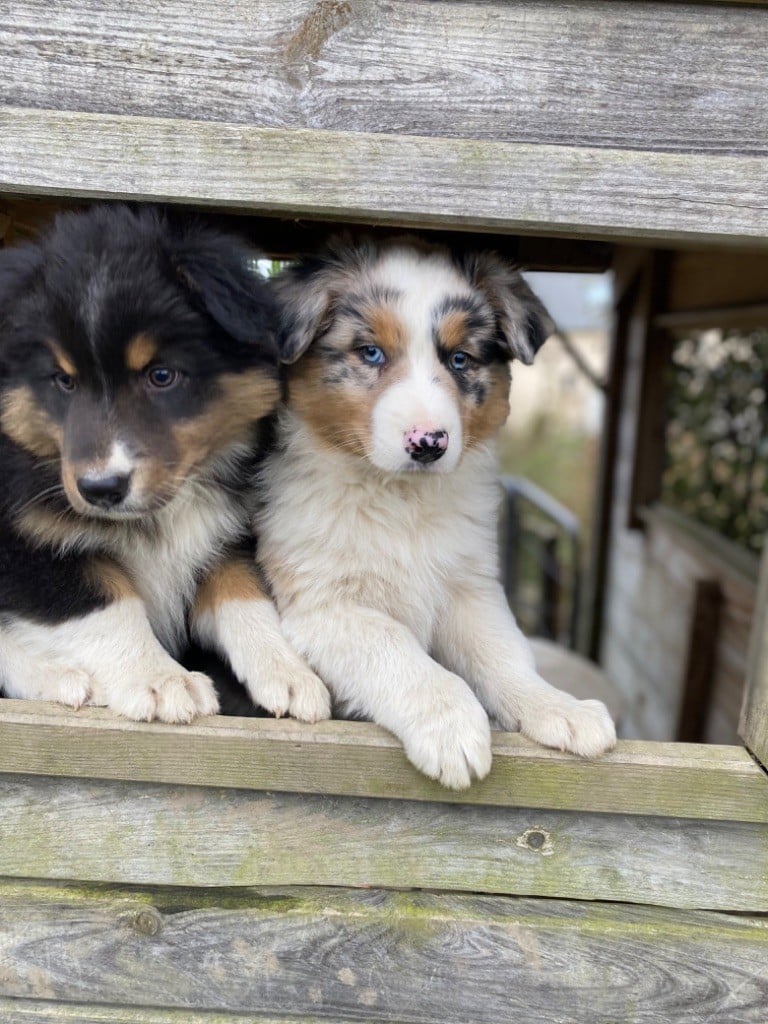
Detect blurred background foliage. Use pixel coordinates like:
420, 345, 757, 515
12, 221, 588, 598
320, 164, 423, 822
662, 327, 768, 556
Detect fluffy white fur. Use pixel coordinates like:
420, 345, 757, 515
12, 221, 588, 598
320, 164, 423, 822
260, 420, 615, 788
260, 245, 616, 788
4, 598, 219, 722
191, 596, 331, 722
2, 458, 330, 723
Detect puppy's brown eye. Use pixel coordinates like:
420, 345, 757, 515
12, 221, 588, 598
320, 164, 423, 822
52, 371, 76, 393
146, 366, 179, 389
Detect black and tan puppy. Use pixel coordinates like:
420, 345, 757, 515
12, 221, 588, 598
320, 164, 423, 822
0, 204, 330, 723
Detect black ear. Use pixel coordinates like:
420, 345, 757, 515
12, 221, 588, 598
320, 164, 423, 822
458, 252, 555, 365
170, 227, 279, 358
0, 240, 42, 313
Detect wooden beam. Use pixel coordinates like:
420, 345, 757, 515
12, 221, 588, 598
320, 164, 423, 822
627, 253, 675, 528
1, 108, 768, 245
0, 701, 766, 822
585, 251, 646, 658
1, 882, 768, 1022
1, 773, 767, 911
654, 303, 768, 331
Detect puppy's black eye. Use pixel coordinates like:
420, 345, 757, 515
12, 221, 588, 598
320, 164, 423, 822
52, 371, 76, 393
146, 366, 179, 390
448, 351, 471, 371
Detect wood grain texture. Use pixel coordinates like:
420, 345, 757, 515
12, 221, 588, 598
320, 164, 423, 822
1, 107, 768, 246
1, 0, 767, 155
1, 882, 768, 1021
0, 1001, 316, 1024
0, 699, 767, 821
1, 773, 767, 911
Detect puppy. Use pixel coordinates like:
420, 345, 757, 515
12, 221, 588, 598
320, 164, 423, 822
259, 237, 616, 788
0, 204, 329, 724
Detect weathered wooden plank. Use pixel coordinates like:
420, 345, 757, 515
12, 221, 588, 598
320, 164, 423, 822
0, 699, 767, 821
665, 248, 768, 313
741, 544, 768, 767
0, 1001, 316, 1024
1, 882, 767, 1022
1, 773, 767, 911
1, 1, 767, 155
1, 108, 768, 245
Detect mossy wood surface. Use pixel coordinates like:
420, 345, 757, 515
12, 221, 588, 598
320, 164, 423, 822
2, 1, 767, 155
0, 700, 766, 821
0, 1003, 308, 1024
1, 881, 768, 1023
1, 772, 767, 912
1, 107, 768, 246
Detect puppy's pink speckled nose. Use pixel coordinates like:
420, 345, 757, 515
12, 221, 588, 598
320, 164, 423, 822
404, 427, 449, 464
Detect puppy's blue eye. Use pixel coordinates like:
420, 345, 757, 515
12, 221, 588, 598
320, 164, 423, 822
449, 351, 470, 371
359, 345, 386, 366
146, 366, 179, 389
53, 371, 76, 393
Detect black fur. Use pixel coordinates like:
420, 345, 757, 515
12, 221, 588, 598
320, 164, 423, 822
0, 203, 277, 644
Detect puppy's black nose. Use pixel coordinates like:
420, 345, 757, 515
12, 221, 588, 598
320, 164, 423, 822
77, 473, 131, 509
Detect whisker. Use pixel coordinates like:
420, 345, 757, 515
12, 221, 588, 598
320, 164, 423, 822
10, 484, 66, 518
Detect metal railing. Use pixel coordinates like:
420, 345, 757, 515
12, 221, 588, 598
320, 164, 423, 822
499, 476, 582, 650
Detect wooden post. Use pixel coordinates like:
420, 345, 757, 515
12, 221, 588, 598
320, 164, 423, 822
740, 543, 768, 767
676, 579, 723, 742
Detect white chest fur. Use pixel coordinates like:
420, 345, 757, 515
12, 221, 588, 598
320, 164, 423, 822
113, 482, 246, 653
259, 418, 502, 648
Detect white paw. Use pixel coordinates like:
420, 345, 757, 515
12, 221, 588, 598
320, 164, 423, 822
520, 695, 616, 758
35, 666, 94, 709
110, 668, 220, 724
401, 677, 493, 790
245, 657, 332, 723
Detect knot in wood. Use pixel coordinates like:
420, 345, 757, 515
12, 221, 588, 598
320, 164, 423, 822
132, 908, 163, 936
516, 827, 554, 856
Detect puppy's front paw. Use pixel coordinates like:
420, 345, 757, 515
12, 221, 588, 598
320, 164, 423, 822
111, 668, 219, 724
520, 695, 616, 758
35, 665, 95, 710
401, 679, 493, 790
246, 657, 332, 724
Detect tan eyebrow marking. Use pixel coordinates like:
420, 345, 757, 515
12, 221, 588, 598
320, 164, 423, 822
45, 339, 77, 377
368, 305, 407, 357
438, 309, 469, 350
125, 332, 158, 372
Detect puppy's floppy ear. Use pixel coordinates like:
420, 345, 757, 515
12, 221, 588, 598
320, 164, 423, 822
170, 226, 278, 357
459, 252, 555, 365
0, 241, 42, 313
0, 242, 43, 375
269, 257, 337, 365
270, 235, 374, 365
